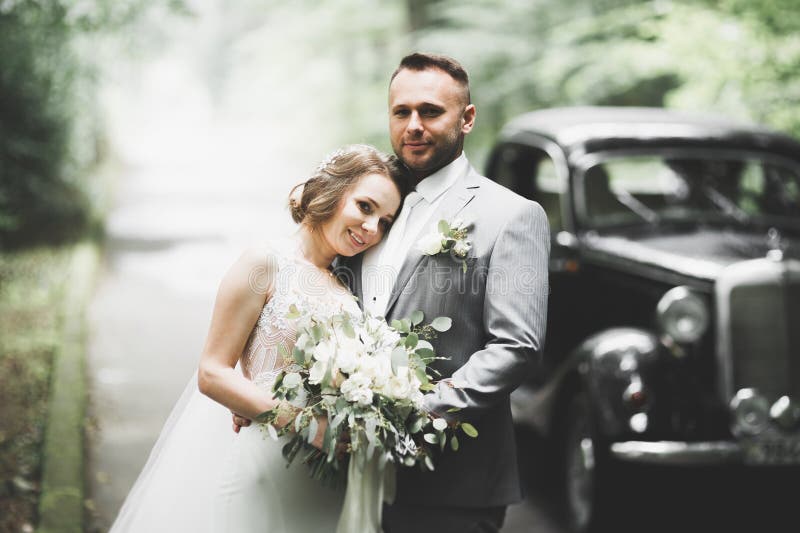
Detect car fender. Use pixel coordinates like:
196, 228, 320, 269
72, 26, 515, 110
568, 327, 663, 438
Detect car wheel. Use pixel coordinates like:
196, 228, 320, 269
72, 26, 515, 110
560, 390, 616, 533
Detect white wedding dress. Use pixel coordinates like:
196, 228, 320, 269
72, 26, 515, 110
110, 248, 361, 533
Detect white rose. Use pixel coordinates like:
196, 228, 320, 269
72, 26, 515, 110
282, 372, 302, 389
336, 349, 358, 375
312, 340, 335, 362
417, 233, 444, 255
340, 373, 374, 405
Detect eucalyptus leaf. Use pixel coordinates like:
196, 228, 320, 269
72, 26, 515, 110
342, 320, 356, 338
410, 310, 424, 325
438, 219, 451, 234
292, 346, 305, 365
416, 340, 433, 351
423, 433, 437, 444
391, 346, 408, 374
331, 411, 346, 429
409, 416, 426, 434
461, 422, 478, 438
450, 435, 459, 451
391, 319, 403, 330
432, 418, 448, 431
415, 347, 435, 359
307, 417, 319, 445
404, 332, 419, 349
267, 423, 279, 441
430, 317, 452, 332
282, 372, 302, 389
424, 455, 435, 471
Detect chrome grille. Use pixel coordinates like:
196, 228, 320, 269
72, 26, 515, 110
715, 258, 800, 405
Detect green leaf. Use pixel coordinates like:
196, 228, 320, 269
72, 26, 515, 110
286, 304, 301, 319
331, 411, 346, 429
391, 346, 408, 374
416, 340, 434, 351
278, 343, 289, 358
409, 416, 426, 434
424, 455, 435, 471
292, 346, 305, 365
308, 417, 319, 445
399, 319, 411, 334
430, 317, 452, 332
446, 407, 462, 413
391, 319, 403, 330
438, 219, 451, 234
267, 423, 279, 441
461, 422, 478, 438
415, 347, 435, 359
342, 319, 356, 338
282, 372, 302, 389
423, 433, 437, 444
450, 435, 459, 451
462, 260, 467, 274
410, 310, 424, 326
432, 418, 447, 431
404, 332, 419, 349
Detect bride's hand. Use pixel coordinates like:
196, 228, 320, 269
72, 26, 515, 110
231, 412, 252, 433
310, 415, 328, 450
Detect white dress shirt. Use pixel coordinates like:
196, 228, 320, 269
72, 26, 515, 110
361, 152, 469, 317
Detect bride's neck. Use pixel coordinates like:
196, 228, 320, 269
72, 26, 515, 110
296, 225, 336, 269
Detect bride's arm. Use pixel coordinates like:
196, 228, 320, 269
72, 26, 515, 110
197, 248, 278, 420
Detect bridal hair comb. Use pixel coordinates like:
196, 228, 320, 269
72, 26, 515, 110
316, 147, 348, 174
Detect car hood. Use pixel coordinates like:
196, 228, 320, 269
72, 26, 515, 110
582, 227, 799, 281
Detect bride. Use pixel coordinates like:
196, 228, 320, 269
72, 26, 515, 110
109, 144, 405, 533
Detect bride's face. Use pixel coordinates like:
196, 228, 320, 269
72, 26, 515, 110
320, 173, 401, 256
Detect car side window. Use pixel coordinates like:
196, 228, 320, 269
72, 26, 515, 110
488, 143, 564, 232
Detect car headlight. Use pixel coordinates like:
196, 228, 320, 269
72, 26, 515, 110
656, 286, 709, 344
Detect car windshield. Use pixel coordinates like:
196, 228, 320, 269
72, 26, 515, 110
578, 152, 800, 231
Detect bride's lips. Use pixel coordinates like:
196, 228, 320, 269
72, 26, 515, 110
348, 229, 366, 248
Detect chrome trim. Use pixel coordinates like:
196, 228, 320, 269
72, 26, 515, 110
610, 441, 742, 465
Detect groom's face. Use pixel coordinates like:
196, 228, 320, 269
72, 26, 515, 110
389, 67, 475, 181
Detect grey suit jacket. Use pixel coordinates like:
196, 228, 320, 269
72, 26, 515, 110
338, 164, 550, 507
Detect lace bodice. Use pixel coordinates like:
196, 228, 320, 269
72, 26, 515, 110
240, 248, 360, 388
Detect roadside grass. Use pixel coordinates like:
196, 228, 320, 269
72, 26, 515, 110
0, 247, 74, 533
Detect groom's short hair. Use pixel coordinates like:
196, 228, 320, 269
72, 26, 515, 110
391, 52, 471, 105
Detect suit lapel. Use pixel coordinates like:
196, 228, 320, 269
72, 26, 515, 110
384, 167, 480, 316
333, 254, 364, 306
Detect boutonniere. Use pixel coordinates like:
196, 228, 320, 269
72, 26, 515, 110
416, 218, 472, 272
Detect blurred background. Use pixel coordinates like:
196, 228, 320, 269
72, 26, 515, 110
1, 0, 799, 532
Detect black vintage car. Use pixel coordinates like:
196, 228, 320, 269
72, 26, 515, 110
485, 107, 800, 532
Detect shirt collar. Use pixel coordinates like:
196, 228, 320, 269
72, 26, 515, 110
415, 152, 468, 203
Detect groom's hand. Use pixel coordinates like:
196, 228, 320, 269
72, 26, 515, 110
231, 412, 252, 433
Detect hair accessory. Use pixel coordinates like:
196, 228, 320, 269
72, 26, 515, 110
316, 147, 348, 174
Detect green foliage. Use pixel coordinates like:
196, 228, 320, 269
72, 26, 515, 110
402, 0, 800, 164
0, 247, 72, 531
0, 0, 186, 249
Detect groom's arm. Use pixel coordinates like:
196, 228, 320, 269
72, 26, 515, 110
425, 200, 550, 422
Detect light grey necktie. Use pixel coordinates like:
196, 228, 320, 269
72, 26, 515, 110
372, 190, 423, 313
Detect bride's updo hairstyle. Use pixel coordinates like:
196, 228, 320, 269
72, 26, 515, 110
289, 144, 407, 228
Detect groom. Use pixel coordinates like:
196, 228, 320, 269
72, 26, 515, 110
350, 52, 550, 532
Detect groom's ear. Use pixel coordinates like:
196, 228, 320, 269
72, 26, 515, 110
461, 104, 476, 135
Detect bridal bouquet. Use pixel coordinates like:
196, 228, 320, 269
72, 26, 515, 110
256, 305, 477, 485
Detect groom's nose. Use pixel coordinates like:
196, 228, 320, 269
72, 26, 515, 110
407, 111, 423, 133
